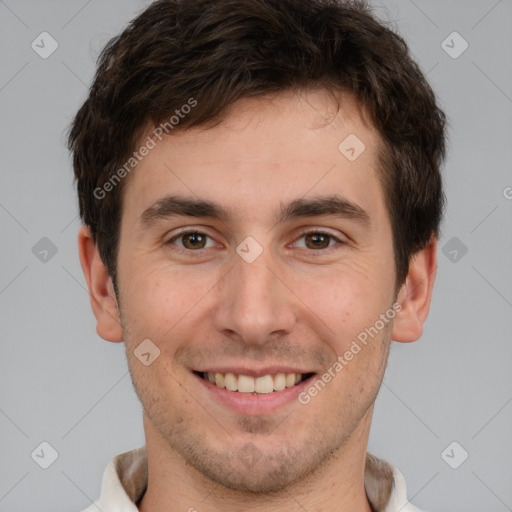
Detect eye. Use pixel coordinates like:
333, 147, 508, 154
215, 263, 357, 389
293, 229, 343, 250
167, 230, 217, 250
166, 228, 344, 253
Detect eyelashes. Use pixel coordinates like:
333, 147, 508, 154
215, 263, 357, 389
166, 228, 345, 253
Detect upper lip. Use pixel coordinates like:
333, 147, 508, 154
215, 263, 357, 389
193, 366, 315, 378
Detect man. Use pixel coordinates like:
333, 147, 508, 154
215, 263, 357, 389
69, 0, 446, 510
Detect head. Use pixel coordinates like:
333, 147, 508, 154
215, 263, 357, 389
71, 0, 446, 495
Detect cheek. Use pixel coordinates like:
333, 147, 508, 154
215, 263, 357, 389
120, 261, 224, 345
296, 259, 392, 338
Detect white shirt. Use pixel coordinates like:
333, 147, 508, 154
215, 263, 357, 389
81, 445, 422, 512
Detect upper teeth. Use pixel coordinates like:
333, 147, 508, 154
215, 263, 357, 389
204, 372, 303, 393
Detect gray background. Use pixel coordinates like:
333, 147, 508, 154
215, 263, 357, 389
0, 1, 511, 511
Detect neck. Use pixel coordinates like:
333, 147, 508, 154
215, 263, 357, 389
138, 411, 376, 512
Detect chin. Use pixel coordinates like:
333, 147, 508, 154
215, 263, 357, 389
190, 453, 303, 493
173, 431, 343, 494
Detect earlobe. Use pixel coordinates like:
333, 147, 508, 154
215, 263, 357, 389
391, 237, 438, 343
78, 225, 124, 343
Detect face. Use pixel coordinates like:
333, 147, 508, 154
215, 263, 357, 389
114, 89, 399, 492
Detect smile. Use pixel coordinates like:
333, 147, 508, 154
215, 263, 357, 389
197, 371, 315, 394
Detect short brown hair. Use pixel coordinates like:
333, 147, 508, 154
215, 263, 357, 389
68, 0, 447, 291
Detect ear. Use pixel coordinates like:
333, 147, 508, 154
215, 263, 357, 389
78, 225, 124, 342
391, 236, 438, 343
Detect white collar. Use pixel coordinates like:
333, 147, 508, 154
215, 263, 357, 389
81, 445, 422, 512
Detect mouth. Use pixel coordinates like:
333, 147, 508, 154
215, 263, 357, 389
193, 370, 316, 394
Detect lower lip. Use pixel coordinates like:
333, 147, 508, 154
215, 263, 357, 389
195, 373, 314, 415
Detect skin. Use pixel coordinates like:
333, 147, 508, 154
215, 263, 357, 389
79, 89, 437, 512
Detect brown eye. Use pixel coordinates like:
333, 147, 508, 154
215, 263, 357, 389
293, 230, 342, 251
304, 233, 331, 249
181, 232, 207, 249
168, 230, 215, 250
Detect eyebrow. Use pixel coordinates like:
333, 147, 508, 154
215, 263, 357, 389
139, 194, 371, 229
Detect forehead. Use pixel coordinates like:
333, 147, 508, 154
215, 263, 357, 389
151, 89, 377, 160
121, 89, 386, 228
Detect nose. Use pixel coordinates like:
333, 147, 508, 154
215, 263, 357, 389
213, 246, 298, 346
